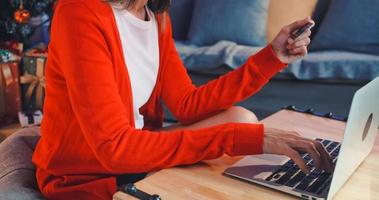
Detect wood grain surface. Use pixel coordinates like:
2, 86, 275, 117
114, 110, 379, 200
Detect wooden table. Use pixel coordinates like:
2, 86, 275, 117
114, 110, 379, 200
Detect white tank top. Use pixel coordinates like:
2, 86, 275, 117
112, 5, 159, 129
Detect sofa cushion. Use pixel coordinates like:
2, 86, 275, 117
175, 41, 264, 71
175, 41, 379, 80
187, 0, 269, 46
310, 0, 379, 55
0, 128, 44, 200
283, 51, 379, 80
266, 0, 317, 42
169, 0, 194, 40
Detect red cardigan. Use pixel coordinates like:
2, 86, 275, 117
32, 0, 286, 199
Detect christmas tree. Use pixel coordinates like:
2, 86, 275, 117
0, 0, 55, 49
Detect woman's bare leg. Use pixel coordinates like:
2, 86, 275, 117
161, 106, 259, 131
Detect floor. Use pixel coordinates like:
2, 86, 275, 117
164, 72, 366, 122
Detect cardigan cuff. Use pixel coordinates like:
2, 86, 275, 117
231, 123, 264, 156
249, 45, 287, 80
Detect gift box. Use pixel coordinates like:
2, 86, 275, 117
0, 62, 22, 127
0, 41, 23, 55
0, 49, 20, 63
20, 56, 46, 111
0, 41, 23, 62
25, 43, 48, 57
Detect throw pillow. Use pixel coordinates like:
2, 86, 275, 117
310, 0, 379, 55
169, 0, 194, 40
188, 0, 269, 46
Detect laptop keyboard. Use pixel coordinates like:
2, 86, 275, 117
265, 138, 340, 195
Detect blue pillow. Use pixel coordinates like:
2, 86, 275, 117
311, 0, 332, 37
188, 0, 269, 46
169, 0, 194, 40
310, 0, 379, 55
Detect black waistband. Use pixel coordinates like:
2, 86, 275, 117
116, 173, 147, 187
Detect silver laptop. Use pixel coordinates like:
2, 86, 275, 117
224, 77, 379, 200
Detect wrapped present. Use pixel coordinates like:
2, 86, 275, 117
20, 56, 46, 111
18, 110, 43, 128
25, 43, 48, 57
0, 62, 22, 127
0, 49, 20, 63
0, 41, 23, 63
0, 41, 24, 56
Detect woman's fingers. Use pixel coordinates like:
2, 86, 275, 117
288, 29, 312, 44
309, 140, 334, 173
280, 134, 333, 173
288, 140, 321, 168
288, 138, 334, 173
284, 17, 313, 35
263, 128, 335, 174
286, 29, 311, 57
284, 146, 309, 174
288, 46, 308, 55
287, 37, 311, 49
294, 29, 312, 42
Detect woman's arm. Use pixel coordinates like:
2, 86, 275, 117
54, 1, 264, 174
158, 17, 336, 174
160, 18, 287, 125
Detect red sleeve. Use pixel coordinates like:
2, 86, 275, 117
54, 2, 265, 174
160, 17, 287, 125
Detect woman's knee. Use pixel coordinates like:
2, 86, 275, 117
224, 106, 259, 124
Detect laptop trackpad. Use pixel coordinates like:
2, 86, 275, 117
224, 155, 289, 180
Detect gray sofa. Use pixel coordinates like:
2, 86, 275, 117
163, 0, 379, 121
170, 0, 379, 81
176, 41, 379, 80
0, 128, 44, 200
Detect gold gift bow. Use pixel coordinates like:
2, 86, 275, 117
1, 63, 14, 87
20, 58, 46, 109
1, 63, 15, 114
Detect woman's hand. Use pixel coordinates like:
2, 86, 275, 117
271, 17, 314, 64
263, 127, 334, 174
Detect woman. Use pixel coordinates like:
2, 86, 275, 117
32, 0, 333, 199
